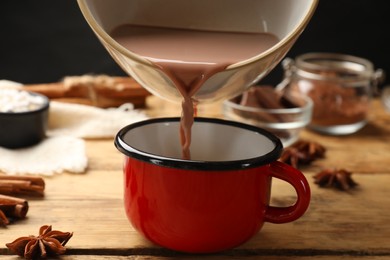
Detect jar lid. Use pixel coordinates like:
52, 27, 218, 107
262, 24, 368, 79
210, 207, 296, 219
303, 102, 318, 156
294, 52, 375, 82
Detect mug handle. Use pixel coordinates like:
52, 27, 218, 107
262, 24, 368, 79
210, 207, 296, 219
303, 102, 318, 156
264, 161, 311, 224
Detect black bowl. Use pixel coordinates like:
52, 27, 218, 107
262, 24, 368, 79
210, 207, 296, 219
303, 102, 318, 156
0, 92, 49, 149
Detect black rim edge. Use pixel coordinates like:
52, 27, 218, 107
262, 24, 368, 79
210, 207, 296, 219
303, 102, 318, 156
115, 117, 283, 171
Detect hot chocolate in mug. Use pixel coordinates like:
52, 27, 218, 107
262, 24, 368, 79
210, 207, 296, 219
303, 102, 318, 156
115, 118, 310, 253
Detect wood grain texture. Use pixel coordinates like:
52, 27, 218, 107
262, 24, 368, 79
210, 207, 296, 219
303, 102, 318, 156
0, 97, 389, 259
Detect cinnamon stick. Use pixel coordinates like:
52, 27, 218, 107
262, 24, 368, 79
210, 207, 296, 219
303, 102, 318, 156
22, 75, 151, 108
0, 209, 9, 226
0, 175, 45, 197
0, 194, 29, 226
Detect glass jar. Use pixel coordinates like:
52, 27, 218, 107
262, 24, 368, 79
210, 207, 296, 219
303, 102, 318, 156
279, 53, 384, 135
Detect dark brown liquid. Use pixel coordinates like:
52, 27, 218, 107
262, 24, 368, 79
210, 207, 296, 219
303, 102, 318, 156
111, 25, 278, 159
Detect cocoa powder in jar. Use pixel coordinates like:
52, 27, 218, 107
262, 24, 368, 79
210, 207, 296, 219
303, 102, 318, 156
283, 53, 383, 132
289, 78, 369, 126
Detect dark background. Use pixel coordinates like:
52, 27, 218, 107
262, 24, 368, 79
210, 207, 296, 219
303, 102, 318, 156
0, 0, 389, 87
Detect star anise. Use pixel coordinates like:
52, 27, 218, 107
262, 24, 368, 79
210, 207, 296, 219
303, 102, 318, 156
278, 147, 309, 169
279, 139, 326, 168
6, 225, 73, 259
313, 168, 358, 191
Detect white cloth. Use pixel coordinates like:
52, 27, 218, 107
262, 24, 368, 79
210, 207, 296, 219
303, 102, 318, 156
0, 136, 87, 176
47, 101, 147, 138
0, 80, 148, 175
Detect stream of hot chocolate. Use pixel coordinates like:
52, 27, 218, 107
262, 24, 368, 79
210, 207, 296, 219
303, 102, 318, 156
162, 65, 227, 159
111, 25, 278, 159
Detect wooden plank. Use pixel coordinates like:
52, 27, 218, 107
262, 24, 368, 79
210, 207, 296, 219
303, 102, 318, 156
243, 174, 390, 254
0, 98, 389, 259
1, 167, 389, 255
146, 96, 390, 174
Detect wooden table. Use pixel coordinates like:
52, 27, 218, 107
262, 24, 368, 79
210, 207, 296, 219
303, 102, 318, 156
1, 96, 390, 259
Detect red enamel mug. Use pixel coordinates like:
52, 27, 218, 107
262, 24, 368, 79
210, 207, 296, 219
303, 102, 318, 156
115, 117, 310, 253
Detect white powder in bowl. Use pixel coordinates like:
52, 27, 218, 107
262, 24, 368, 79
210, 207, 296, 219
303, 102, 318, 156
0, 89, 47, 113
